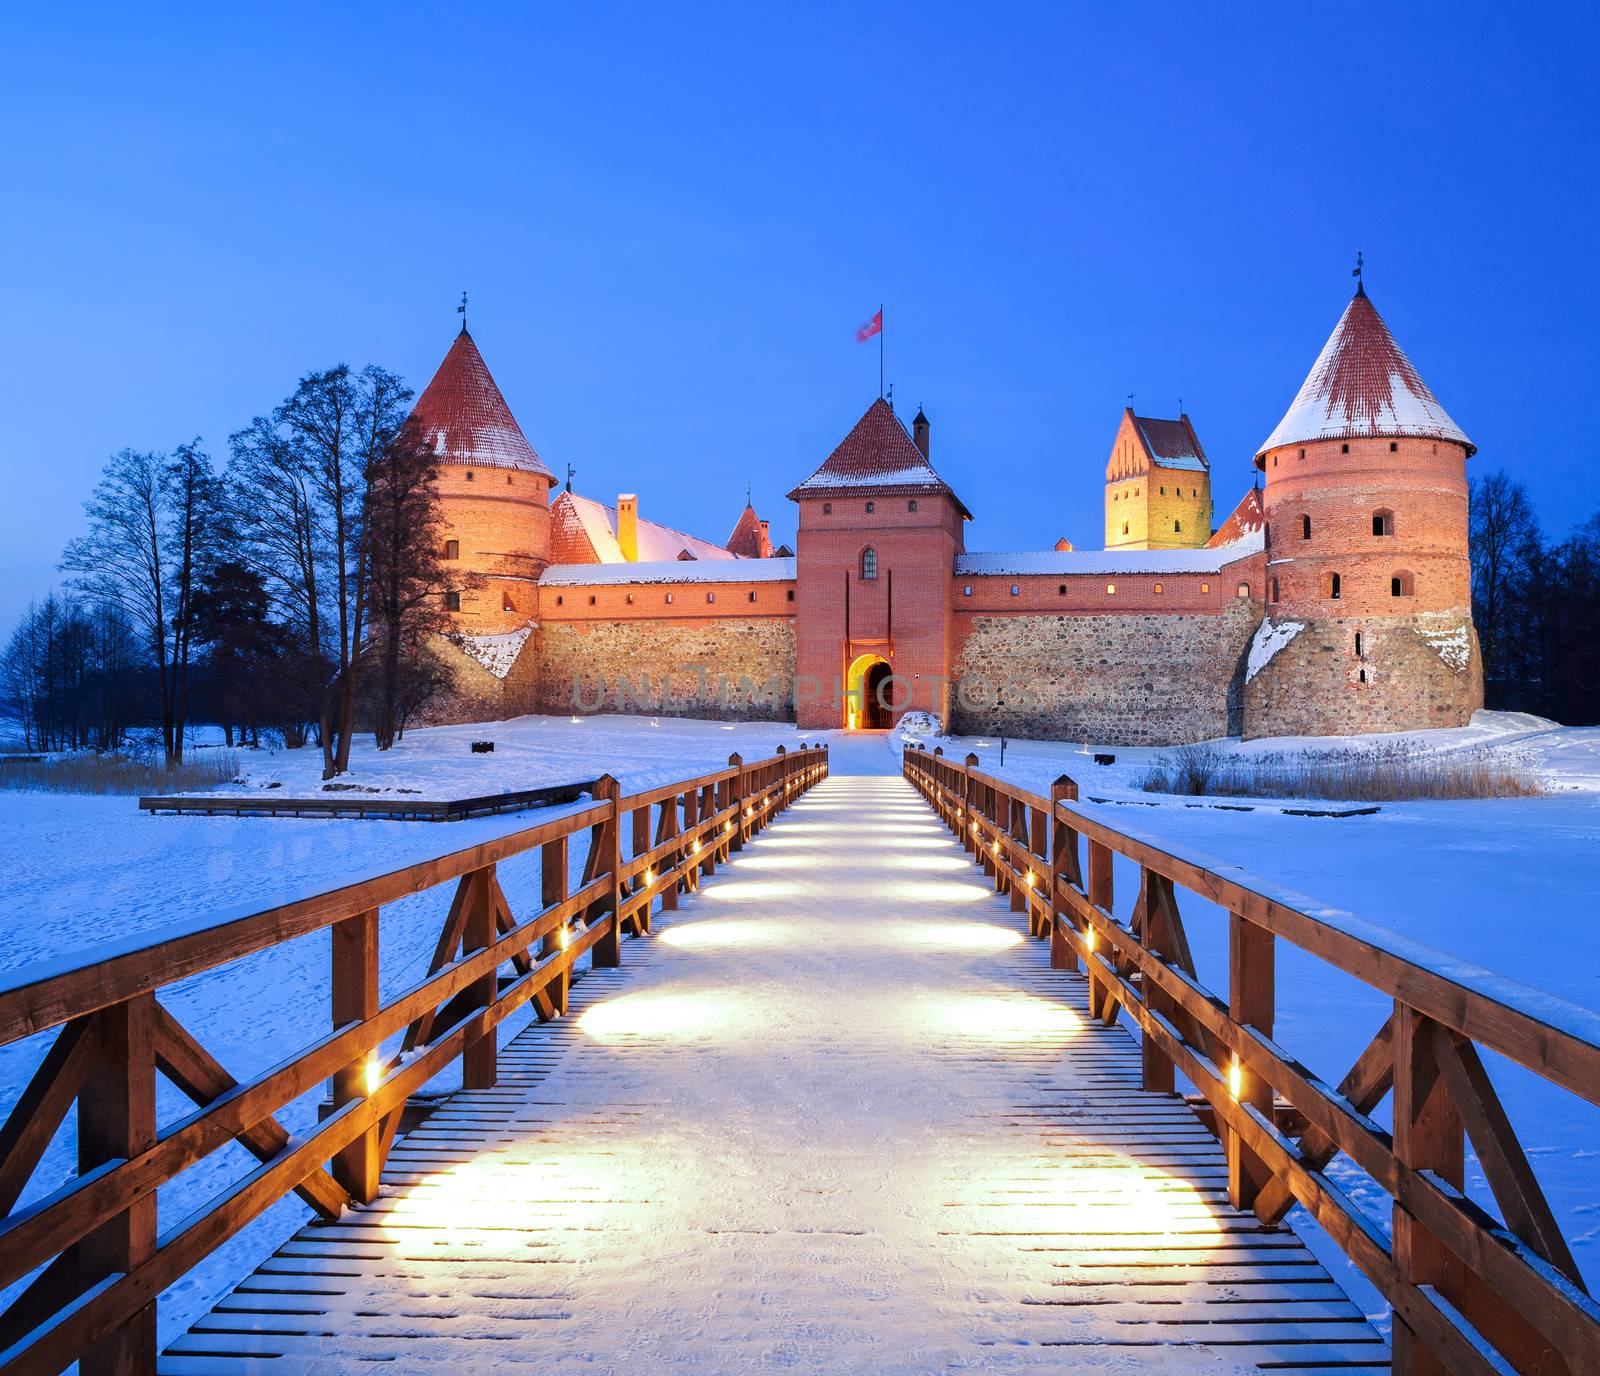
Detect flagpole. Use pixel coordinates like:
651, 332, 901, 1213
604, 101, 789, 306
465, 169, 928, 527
879, 303, 884, 399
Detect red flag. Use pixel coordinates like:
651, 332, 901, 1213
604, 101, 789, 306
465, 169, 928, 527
855, 308, 882, 343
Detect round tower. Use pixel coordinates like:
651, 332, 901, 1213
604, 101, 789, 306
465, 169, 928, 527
1243, 284, 1483, 737
410, 327, 553, 633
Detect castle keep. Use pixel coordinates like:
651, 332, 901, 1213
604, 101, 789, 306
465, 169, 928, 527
418, 286, 1482, 744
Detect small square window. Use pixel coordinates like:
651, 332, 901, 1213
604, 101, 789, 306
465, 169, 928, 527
963, 585, 972, 597
1341, 443, 1350, 454
1058, 584, 1066, 595
665, 593, 674, 604
908, 499, 918, 512
626, 593, 634, 605
446, 590, 461, 611
1200, 582, 1210, 594
1153, 582, 1163, 595
465, 470, 474, 481
748, 590, 757, 603
506, 474, 513, 485
1106, 582, 1116, 595
865, 501, 875, 513
706, 592, 715, 603
786, 589, 795, 601
1010, 584, 1019, 596
823, 502, 832, 514
1390, 441, 1398, 452
555, 595, 564, 606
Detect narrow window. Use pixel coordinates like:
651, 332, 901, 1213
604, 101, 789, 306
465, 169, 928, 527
1236, 582, 1250, 598
1358, 668, 1368, 684
1201, 582, 1210, 594
1389, 441, 1398, 452
1330, 572, 1342, 600
1298, 447, 1306, 460
465, 470, 474, 481
865, 500, 875, 514
1391, 571, 1414, 597
823, 502, 832, 514
786, 589, 795, 601
1354, 630, 1363, 656
445, 539, 459, 560
1160, 486, 1166, 495
908, 499, 918, 512
665, 592, 674, 604
446, 590, 461, 611
1301, 514, 1311, 540
555, 594, 564, 606
748, 590, 758, 603
588, 594, 596, 606
1341, 443, 1350, 453
860, 547, 878, 580
1273, 455, 1279, 467
1270, 577, 1280, 603
707, 591, 715, 603
626, 593, 634, 605
1121, 521, 1130, 536
1173, 519, 1182, 533
1058, 583, 1066, 595
502, 591, 515, 611
1373, 510, 1394, 536
506, 474, 513, 485
963, 585, 972, 596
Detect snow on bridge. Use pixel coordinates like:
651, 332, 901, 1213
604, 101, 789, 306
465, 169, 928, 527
163, 774, 1383, 1373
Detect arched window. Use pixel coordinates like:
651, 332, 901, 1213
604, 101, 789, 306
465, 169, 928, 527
1236, 582, 1250, 598
1121, 521, 1130, 536
1391, 570, 1414, 597
860, 547, 878, 580
1173, 519, 1182, 533
1329, 572, 1342, 600
1373, 509, 1394, 536
1301, 514, 1312, 540
1355, 630, 1363, 656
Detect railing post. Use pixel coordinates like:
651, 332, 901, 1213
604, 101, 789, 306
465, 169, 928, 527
1137, 871, 1176, 1095
682, 786, 700, 894
591, 775, 623, 968
463, 867, 499, 1088
728, 753, 745, 851
1025, 799, 1047, 933
1050, 775, 1077, 968
963, 754, 978, 855
1227, 912, 1275, 1211
630, 803, 652, 934
659, 796, 680, 911
1392, 1005, 1465, 1376
542, 833, 571, 1014
776, 745, 788, 812
77, 993, 157, 1376
331, 907, 380, 1203
1085, 839, 1113, 1019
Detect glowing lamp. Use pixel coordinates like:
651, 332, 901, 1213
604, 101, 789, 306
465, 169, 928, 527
644, 866, 655, 884
557, 923, 572, 951
1025, 871, 1035, 888
691, 840, 701, 856
1085, 926, 1097, 952
362, 1056, 382, 1097
1228, 1056, 1243, 1100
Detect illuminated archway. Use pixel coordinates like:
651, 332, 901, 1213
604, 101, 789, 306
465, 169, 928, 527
845, 652, 892, 730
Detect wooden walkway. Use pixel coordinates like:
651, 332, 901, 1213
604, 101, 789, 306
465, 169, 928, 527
163, 774, 1385, 1374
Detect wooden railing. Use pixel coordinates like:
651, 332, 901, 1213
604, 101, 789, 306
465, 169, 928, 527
0, 745, 827, 1376
903, 745, 1600, 1376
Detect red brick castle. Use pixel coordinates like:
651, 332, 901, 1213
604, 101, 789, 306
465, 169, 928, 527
417, 284, 1481, 743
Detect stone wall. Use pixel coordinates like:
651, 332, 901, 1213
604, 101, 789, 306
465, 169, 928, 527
949, 598, 1262, 744
1242, 609, 1482, 738
536, 618, 797, 721
420, 632, 540, 725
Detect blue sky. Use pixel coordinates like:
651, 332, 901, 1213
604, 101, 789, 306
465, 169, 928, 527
2, 3, 1596, 630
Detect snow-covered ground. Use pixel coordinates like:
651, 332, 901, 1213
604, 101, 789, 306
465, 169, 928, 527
1, 708, 1597, 1346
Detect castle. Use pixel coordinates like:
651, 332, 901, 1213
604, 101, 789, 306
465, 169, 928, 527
413, 284, 1482, 744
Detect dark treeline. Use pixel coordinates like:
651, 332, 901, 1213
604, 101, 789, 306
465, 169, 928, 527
1471, 470, 1600, 724
2, 363, 467, 776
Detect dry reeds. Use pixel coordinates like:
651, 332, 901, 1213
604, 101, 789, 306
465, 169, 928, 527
1137, 742, 1542, 802
0, 749, 241, 796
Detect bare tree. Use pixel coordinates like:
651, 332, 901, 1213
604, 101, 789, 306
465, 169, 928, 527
1470, 470, 1539, 689
60, 444, 221, 765
231, 365, 414, 777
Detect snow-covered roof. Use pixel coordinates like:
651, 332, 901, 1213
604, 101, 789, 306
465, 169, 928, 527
540, 557, 796, 587
787, 399, 971, 517
549, 492, 737, 564
725, 502, 772, 558
1135, 415, 1208, 473
1257, 289, 1473, 459
409, 329, 552, 476
955, 528, 1264, 577
1206, 487, 1264, 548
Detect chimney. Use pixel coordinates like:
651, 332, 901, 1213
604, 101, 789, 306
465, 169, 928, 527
912, 406, 930, 459
617, 494, 639, 561
1054, 536, 1074, 552
759, 519, 772, 557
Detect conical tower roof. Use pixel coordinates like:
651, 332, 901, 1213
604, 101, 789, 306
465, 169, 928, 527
787, 397, 970, 517
726, 502, 770, 557
410, 329, 552, 476
1256, 289, 1473, 461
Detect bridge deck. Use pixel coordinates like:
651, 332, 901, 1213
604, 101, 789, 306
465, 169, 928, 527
163, 774, 1386, 1374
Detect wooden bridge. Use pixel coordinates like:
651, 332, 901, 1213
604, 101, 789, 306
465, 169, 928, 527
1, 744, 1597, 1374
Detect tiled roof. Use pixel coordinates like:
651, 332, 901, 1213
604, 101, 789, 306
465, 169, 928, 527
410, 329, 552, 476
787, 399, 971, 516
1206, 487, 1264, 548
726, 503, 772, 558
549, 492, 736, 565
1257, 289, 1473, 459
1135, 415, 1208, 473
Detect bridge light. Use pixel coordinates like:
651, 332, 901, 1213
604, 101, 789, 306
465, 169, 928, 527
363, 1056, 382, 1096
1084, 926, 1097, 953
1228, 1056, 1243, 1100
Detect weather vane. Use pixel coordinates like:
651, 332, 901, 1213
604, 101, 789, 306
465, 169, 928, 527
1352, 251, 1364, 282
458, 290, 468, 331
565, 462, 576, 493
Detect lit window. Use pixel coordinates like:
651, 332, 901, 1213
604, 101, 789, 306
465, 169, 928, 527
1201, 582, 1210, 594
1153, 582, 1163, 595
626, 593, 634, 604
1106, 582, 1116, 595
1236, 582, 1249, 598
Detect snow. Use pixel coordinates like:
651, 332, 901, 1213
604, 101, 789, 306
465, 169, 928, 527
3, 708, 1597, 1350
1246, 617, 1304, 681
790, 464, 943, 490
554, 492, 738, 563
955, 528, 1263, 577
457, 624, 533, 679
1422, 622, 1472, 672
540, 555, 795, 587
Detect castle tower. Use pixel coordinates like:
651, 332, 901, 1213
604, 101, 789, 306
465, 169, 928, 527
787, 399, 970, 730
1244, 284, 1483, 736
1103, 409, 1213, 550
411, 327, 554, 633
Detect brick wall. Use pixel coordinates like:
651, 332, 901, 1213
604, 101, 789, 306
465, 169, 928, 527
1105, 470, 1212, 550
1243, 609, 1482, 737
950, 596, 1262, 744
535, 617, 797, 720
436, 465, 552, 634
